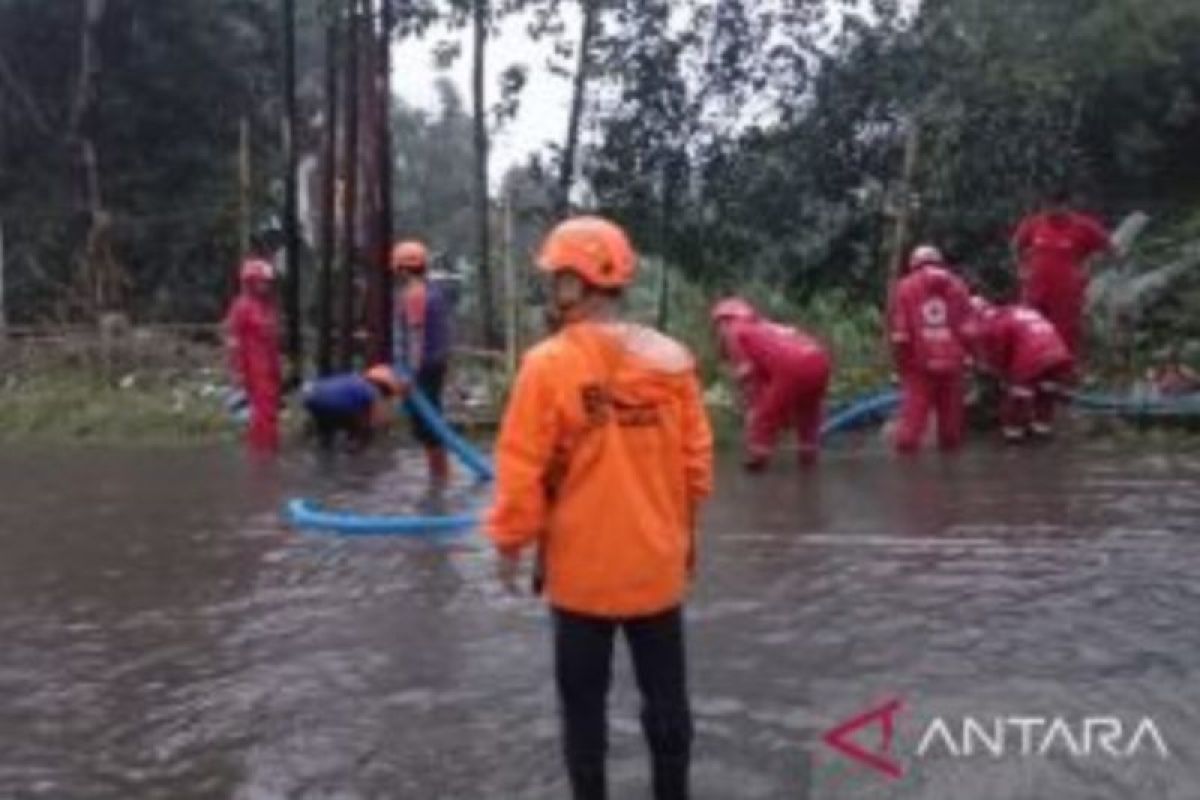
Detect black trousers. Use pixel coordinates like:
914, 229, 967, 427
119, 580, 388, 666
406, 361, 447, 446
553, 606, 693, 800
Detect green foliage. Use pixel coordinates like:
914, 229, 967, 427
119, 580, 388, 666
0, 371, 233, 443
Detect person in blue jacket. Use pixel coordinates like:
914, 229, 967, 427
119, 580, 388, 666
303, 364, 406, 449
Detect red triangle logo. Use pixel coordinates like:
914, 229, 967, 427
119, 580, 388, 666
822, 698, 905, 780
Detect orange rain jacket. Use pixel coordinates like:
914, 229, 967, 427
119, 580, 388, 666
486, 320, 714, 618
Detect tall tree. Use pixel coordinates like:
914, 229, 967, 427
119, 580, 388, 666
555, 0, 600, 217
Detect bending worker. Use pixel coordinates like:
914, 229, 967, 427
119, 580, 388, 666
711, 297, 831, 470
224, 257, 281, 453
392, 239, 453, 481
486, 216, 714, 800
302, 364, 406, 449
888, 245, 973, 454
968, 298, 1073, 442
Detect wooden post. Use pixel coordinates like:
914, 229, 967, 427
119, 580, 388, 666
886, 118, 921, 286
317, 10, 340, 377
374, 0, 395, 365
238, 117, 251, 257
503, 190, 517, 375
282, 0, 303, 377
338, 0, 360, 370
471, 0, 497, 347
0, 220, 6, 335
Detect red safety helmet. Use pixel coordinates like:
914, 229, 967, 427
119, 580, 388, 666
391, 240, 429, 273
908, 244, 945, 271
240, 258, 275, 285
363, 364, 405, 397
710, 297, 758, 325
537, 216, 637, 289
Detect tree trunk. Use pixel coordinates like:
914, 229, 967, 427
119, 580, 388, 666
338, 0, 361, 370
556, 0, 599, 218
282, 0, 303, 378
70, 0, 120, 319
374, 0, 395, 365
472, 0, 497, 347
317, 11, 341, 377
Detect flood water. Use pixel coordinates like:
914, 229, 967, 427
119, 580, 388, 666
1, 435, 1199, 799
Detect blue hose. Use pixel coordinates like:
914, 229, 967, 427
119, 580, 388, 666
286, 498, 478, 537
1065, 389, 1200, 416
397, 364, 495, 482
286, 385, 902, 536
285, 364, 494, 536
820, 390, 901, 439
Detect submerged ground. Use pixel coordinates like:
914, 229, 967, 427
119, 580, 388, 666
1, 434, 1198, 799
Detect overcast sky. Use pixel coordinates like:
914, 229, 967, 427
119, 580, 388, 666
391, 8, 580, 185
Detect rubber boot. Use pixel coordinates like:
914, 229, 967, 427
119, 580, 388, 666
742, 450, 768, 473
427, 446, 451, 483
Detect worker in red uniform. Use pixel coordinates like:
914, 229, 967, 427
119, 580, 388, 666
888, 245, 972, 454
224, 258, 282, 453
968, 297, 1074, 441
392, 239, 453, 481
711, 298, 831, 470
1011, 188, 1113, 361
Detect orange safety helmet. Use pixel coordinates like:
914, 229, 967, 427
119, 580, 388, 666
710, 297, 758, 325
240, 258, 275, 285
391, 240, 429, 273
536, 216, 637, 289
908, 244, 945, 271
363, 364, 405, 397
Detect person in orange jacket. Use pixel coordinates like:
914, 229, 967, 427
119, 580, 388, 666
486, 216, 714, 800
392, 239, 453, 481
968, 297, 1074, 441
888, 245, 973, 453
711, 298, 831, 470
224, 258, 282, 453
1011, 187, 1113, 361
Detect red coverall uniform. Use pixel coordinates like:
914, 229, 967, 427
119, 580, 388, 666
888, 265, 972, 453
720, 319, 831, 466
225, 291, 281, 452
973, 305, 1074, 437
1012, 211, 1110, 360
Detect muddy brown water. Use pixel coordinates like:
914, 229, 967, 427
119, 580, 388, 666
1, 436, 1198, 799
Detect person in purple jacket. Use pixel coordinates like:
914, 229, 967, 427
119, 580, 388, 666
391, 239, 454, 481
303, 365, 406, 449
